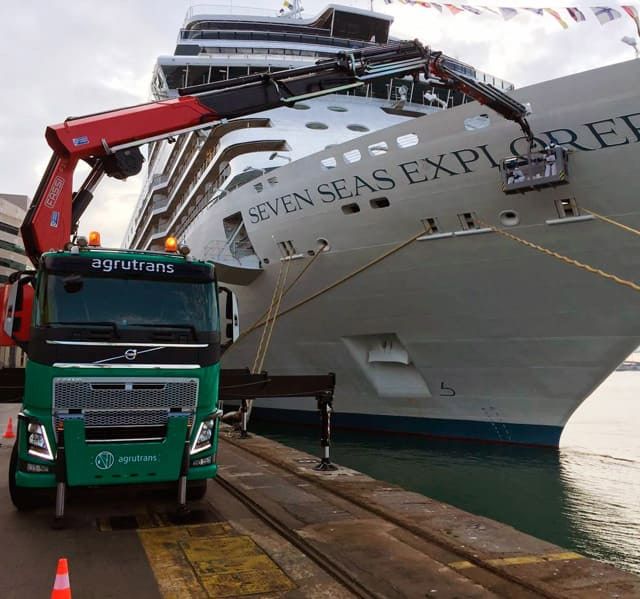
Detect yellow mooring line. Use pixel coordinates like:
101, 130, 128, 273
448, 551, 583, 571
478, 219, 640, 294
138, 523, 295, 598
582, 208, 640, 237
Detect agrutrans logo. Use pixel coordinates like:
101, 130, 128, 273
94, 451, 115, 470
93, 451, 159, 470
91, 258, 175, 274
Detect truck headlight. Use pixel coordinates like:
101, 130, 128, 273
190, 410, 223, 455
27, 421, 54, 461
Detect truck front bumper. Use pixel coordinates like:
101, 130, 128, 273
16, 414, 217, 488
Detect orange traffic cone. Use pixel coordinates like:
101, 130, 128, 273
2, 417, 15, 439
51, 558, 71, 599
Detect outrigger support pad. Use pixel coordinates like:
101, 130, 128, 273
240, 400, 250, 439
52, 426, 67, 529
314, 390, 338, 472
176, 422, 191, 514
219, 370, 337, 468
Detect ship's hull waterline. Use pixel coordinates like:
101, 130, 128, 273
185, 59, 640, 447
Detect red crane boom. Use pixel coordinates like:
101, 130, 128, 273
20, 41, 532, 265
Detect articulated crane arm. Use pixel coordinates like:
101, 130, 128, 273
21, 40, 532, 266
430, 52, 533, 142
21, 41, 430, 265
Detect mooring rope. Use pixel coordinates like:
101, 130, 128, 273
251, 252, 291, 374
582, 208, 640, 237
238, 229, 427, 342
478, 218, 640, 294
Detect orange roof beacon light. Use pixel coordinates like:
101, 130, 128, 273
88, 231, 101, 247
165, 237, 178, 253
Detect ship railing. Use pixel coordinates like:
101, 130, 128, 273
177, 29, 376, 51
185, 5, 279, 24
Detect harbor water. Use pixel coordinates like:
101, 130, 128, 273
252, 369, 640, 575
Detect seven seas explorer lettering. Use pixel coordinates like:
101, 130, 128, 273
247, 112, 640, 224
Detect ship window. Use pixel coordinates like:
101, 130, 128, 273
555, 198, 579, 218
347, 124, 369, 132
368, 142, 389, 156
211, 67, 228, 81
277, 240, 297, 258
370, 197, 390, 209
343, 149, 361, 164
289, 103, 310, 110
321, 157, 337, 170
421, 217, 439, 234
226, 169, 264, 192
161, 65, 187, 90
254, 182, 264, 193
328, 105, 348, 112
229, 67, 248, 79
306, 122, 329, 130
397, 133, 419, 148
186, 66, 210, 87
342, 203, 361, 214
458, 212, 478, 230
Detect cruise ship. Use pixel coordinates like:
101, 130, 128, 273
124, 4, 640, 446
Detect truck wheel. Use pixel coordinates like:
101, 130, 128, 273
8, 442, 50, 510
187, 479, 208, 501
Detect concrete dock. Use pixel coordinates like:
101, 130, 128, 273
1, 402, 639, 598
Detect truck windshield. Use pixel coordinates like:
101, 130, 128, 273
37, 274, 217, 332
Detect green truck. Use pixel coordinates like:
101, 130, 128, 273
4, 237, 237, 520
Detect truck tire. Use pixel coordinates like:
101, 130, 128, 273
8, 442, 50, 510
187, 479, 208, 501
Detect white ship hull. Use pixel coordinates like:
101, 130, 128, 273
181, 59, 640, 446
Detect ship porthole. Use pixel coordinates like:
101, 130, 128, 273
317, 238, 330, 251
499, 210, 520, 226
306, 122, 329, 130
328, 105, 348, 112
263, 258, 270, 264
347, 124, 369, 132
290, 103, 310, 110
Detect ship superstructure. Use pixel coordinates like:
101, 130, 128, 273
125, 5, 640, 446
124, 4, 509, 253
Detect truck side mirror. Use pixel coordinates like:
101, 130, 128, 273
1, 277, 34, 346
218, 286, 239, 352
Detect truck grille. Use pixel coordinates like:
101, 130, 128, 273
53, 378, 199, 439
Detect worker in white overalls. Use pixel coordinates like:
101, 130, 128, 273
544, 144, 558, 177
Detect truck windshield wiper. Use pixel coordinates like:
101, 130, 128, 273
127, 323, 198, 337
46, 321, 120, 335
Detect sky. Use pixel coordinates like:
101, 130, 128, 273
0, 0, 637, 247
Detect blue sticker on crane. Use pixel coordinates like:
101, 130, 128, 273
72, 135, 89, 146
50, 211, 60, 228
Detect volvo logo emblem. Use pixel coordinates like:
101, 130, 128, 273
124, 348, 138, 361
95, 451, 115, 471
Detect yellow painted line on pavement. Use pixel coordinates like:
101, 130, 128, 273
138, 522, 296, 598
449, 551, 583, 571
